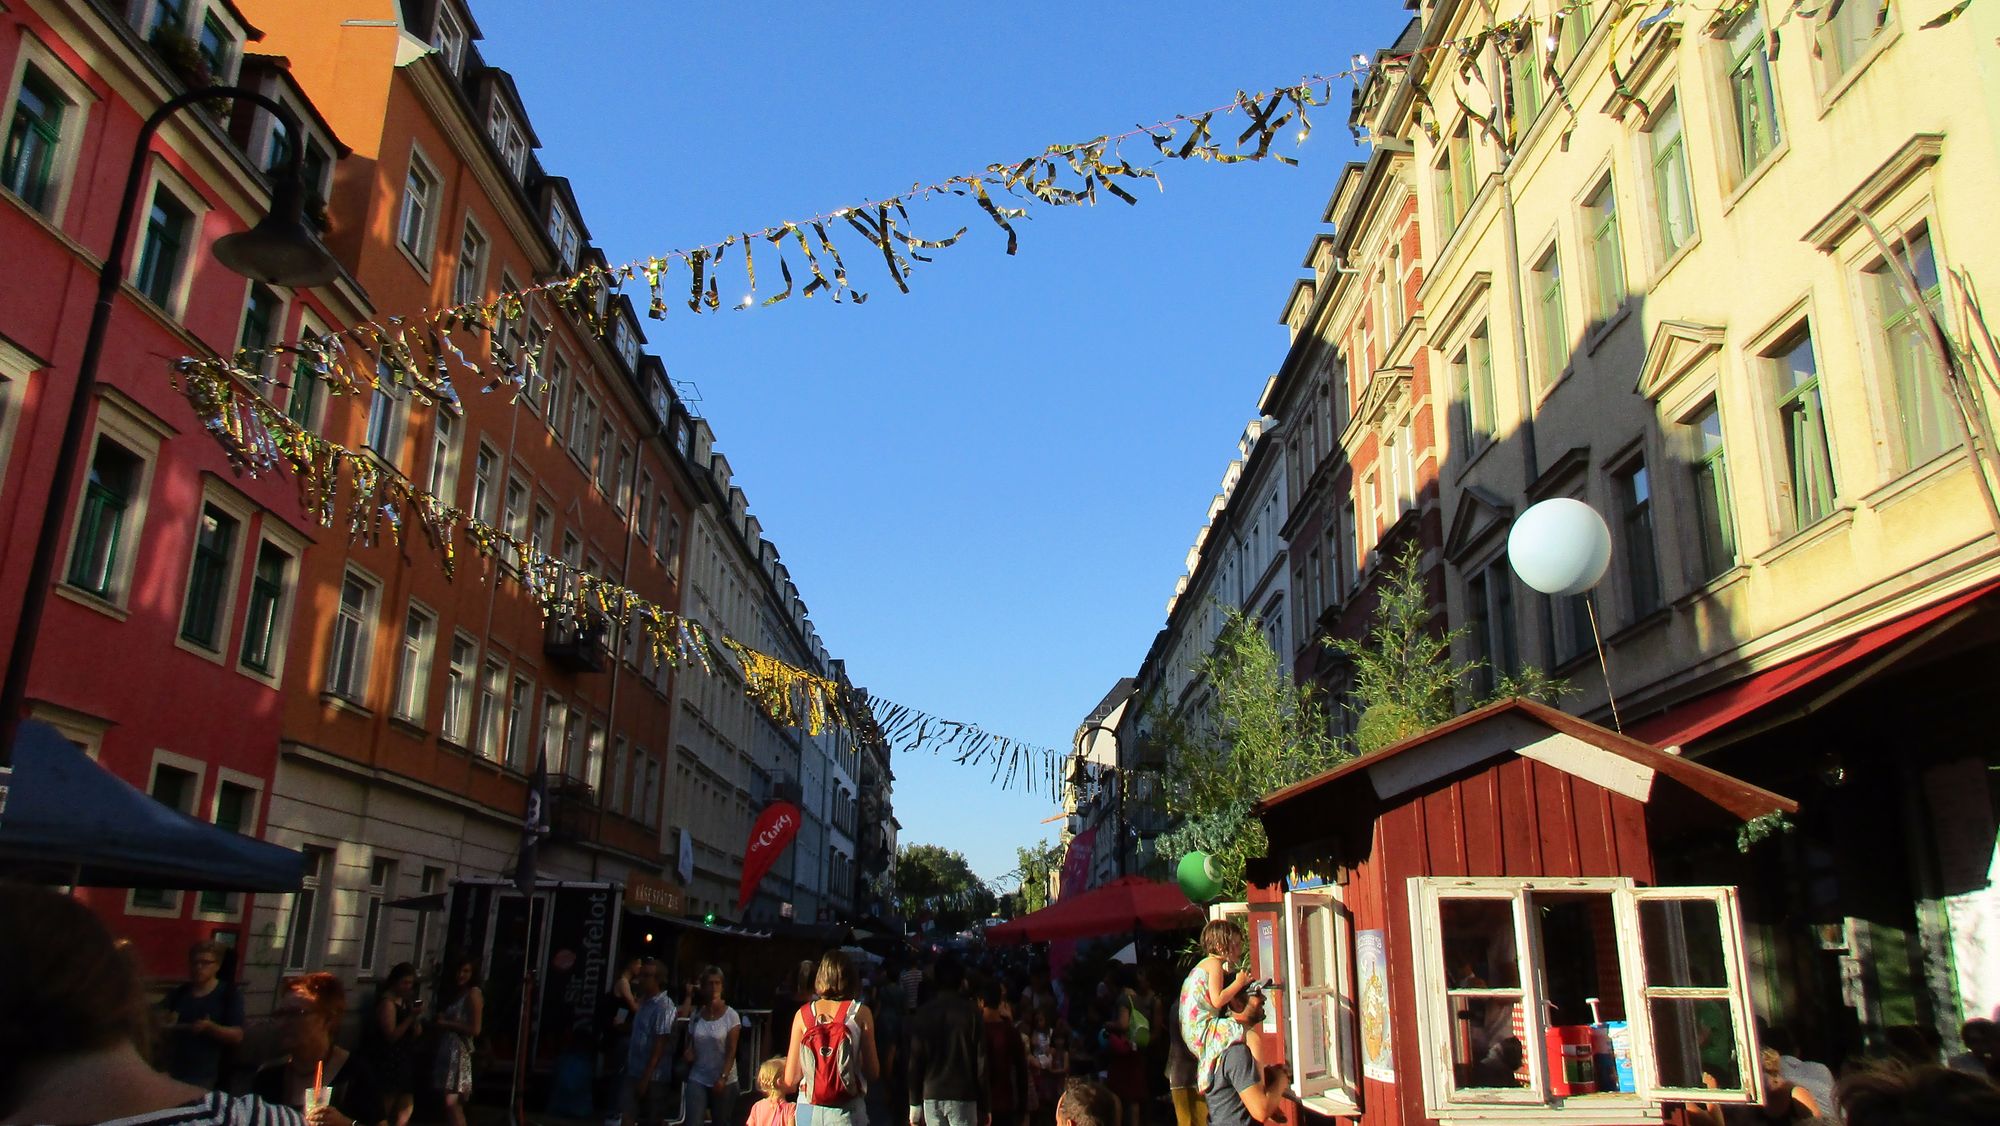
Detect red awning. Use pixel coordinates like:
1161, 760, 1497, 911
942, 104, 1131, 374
986, 875, 1202, 944
1630, 579, 2000, 749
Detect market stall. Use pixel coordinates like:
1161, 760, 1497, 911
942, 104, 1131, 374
1238, 698, 1795, 1125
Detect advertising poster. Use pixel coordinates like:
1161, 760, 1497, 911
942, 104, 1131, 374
1255, 917, 1279, 1034
1357, 929, 1393, 1082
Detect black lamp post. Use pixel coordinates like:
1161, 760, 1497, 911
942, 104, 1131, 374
0, 86, 340, 771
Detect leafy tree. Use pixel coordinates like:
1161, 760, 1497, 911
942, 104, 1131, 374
1013, 837, 1063, 914
1152, 606, 1351, 900
1330, 544, 1566, 753
894, 842, 994, 933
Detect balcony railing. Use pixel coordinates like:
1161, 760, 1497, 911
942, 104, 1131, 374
544, 611, 610, 673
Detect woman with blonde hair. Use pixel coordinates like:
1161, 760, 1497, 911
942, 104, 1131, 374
784, 951, 881, 1126
253, 973, 387, 1126
682, 965, 745, 1126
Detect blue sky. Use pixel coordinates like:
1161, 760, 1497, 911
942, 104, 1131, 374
468, 2, 1412, 885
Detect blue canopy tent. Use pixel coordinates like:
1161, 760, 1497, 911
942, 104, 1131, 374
0, 719, 304, 890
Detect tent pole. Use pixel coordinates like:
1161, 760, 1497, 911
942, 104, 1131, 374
508, 892, 537, 1126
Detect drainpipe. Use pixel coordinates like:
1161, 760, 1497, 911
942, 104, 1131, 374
1497, 128, 1539, 490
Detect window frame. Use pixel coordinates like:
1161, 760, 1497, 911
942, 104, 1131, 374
1409, 876, 1764, 1117
393, 601, 438, 724
441, 631, 478, 748
130, 162, 206, 316
358, 856, 395, 975
426, 407, 462, 505
1855, 217, 1956, 474
194, 769, 262, 919
395, 144, 442, 272
282, 843, 335, 971
61, 393, 167, 612
175, 483, 255, 660
1613, 456, 1662, 619
1580, 171, 1626, 322
452, 214, 489, 308
1761, 317, 1839, 535
1530, 239, 1569, 392
325, 566, 381, 705
1, 38, 97, 225
1718, 4, 1783, 185
1643, 93, 1698, 267
1683, 398, 1739, 584
1283, 888, 1361, 1115
127, 750, 206, 916
431, 1, 468, 75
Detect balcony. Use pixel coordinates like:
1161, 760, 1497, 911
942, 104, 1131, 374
544, 611, 610, 673
547, 776, 598, 843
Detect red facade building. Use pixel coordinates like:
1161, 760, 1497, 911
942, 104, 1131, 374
0, 0, 366, 980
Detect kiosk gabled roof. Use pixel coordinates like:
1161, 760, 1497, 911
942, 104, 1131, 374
1254, 697, 1796, 824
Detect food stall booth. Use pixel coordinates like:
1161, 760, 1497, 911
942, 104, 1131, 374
1236, 698, 1797, 1125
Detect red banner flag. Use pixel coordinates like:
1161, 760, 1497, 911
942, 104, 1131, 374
737, 800, 802, 911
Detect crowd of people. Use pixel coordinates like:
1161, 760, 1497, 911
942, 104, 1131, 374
4, 883, 2000, 1126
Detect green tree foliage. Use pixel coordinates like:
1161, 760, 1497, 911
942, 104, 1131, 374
1013, 837, 1063, 914
1331, 544, 1566, 754
1152, 606, 1351, 900
895, 842, 995, 933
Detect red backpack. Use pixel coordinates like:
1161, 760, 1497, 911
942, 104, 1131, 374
799, 1000, 863, 1105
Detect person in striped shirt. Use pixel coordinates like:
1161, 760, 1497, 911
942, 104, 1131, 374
0, 884, 302, 1126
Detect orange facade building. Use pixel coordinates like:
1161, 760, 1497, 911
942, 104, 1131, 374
226, 0, 703, 1006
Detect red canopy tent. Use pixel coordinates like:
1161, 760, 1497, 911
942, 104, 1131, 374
987, 875, 1203, 944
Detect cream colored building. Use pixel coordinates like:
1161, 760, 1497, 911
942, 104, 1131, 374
1391, 0, 2000, 1061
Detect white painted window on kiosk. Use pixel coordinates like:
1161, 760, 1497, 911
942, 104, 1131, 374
1409, 877, 1760, 1120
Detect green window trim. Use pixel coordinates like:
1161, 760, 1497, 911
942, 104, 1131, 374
179, 506, 238, 649
1586, 179, 1626, 318
3, 69, 64, 212
1692, 406, 1738, 582
1774, 332, 1837, 529
239, 543, 287, 672
135, 191, 191, 308
1726, 10, 1782, 176
1535, 249, 1568, 387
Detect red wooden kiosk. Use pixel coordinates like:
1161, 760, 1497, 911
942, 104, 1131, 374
1233, 698, 1796, 1125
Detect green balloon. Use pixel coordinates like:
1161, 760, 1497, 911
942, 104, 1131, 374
1177, 851, 1223, 904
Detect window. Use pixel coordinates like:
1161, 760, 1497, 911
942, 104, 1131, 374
237, 284, 281, 379
637, 474, 655, 543
476, 656, 506, 761
594, 424, 613, 492
1506, 28, 1542, 135
4, 67, 67, 212
1465, 562, 1518, 693
1338, 499, 1356, 594
132, 762, 198, 909
613, 318, 639, 369
530, 504, 552, 560
179, 503, 240, 650
663, 512, 684, 570
584, 721, 606, 791
239, 540, 293, 674
442, 634, 476, 746
1722, 7, 1781, 178
1531, 244, 1568, 389
1285, 891, 1359, 1113
66, 437, 144, 599
395, 605, 436, 722
1867, 224, 1955, 468
1556, 0, 1595, 69
134, 184, 192, 309
1616, 461, 1661, 617
426, 411, 460, 502
1769, 325, 1836, 530
1411, 879, 1760, 1113
607, 737, 628, 817
327, 571, 377, 701
488, 100, 527, 179
1647, 97, 1696, 260
643, 755, 662, 827
283, 845, 333, 970
286, 324, 325, 431
545, 350, 569, 434
147, 0, 189, 38
1582, 176, 1625, 320
503, 475, 529, 562
195, 12, 234, 81
412, 865, 445, 969
541, 692, 568, 774
569, 393, 595, 456
614, 443, 635, 511
196, 780, 257, 915
453, 220, 487, 307
547, 206, 580, 272
1818, 0, 1891, 80
365, 380, 405, 462
506, 674, 534, 769
471, 443, 498, 524
359, 858, 394, 973
1689, 403, 1737, 581
1437, 123, 1472, 240
432, 3, 467, 74
397, 150, 439, 261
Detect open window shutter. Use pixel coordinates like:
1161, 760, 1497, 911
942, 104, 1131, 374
1625, 886, 1761, 1105
1283, 891, 1339, 1102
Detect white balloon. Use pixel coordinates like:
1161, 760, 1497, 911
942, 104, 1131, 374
1508, 498, 1612, 596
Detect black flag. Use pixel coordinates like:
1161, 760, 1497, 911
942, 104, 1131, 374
514, 753, 549, 894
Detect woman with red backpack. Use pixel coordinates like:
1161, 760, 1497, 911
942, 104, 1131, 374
785, 951, 882, 1126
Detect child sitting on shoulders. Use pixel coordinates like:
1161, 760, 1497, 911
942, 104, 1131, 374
1178, 919, 1265, 1094
749, 1057, 797, 1126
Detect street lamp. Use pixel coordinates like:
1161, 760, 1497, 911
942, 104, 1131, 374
0, 86, 341, 770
